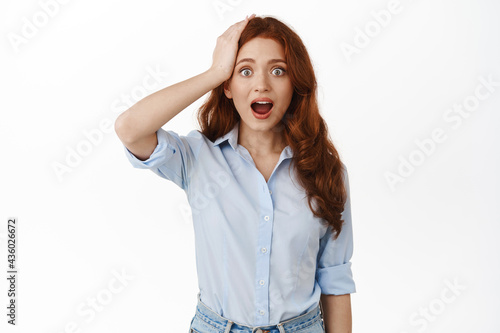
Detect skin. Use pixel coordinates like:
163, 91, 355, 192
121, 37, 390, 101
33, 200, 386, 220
115, 15, 257, 161
321, 293, 352, 333
224, 27, 353, 333
116, 14, 353, 332
223, 37, 293, 158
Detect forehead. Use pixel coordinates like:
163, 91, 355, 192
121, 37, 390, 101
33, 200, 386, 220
237, 37, 285, 60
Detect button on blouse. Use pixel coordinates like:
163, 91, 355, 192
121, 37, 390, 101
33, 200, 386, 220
122, 121, 356, 327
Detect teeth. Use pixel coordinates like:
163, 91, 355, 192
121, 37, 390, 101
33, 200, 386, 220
255, 101, 271, 104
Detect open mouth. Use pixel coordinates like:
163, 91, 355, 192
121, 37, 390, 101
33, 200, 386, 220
251, 101, 274, 114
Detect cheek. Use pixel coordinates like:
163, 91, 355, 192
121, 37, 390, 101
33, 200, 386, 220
230, 89, 249, 112
232, 87, 250, 105
278, 85, 294, 104
233, 80, 248, 95
278, 80, 293, 95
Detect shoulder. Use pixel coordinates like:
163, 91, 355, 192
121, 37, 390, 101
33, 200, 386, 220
339, 160, 348, 178
158, 127, 206, 143
155, 127, 210, 158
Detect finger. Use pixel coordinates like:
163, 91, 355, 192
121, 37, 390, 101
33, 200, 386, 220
221, 14, 254, 39
224, 20, 250, 38
225, 18, 248, 34
236, 15, 253, 30
238, 14, 255, 27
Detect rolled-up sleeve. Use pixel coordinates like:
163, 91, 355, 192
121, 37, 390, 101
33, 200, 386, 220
316, 164, 356, 295
122, 127, 203, 191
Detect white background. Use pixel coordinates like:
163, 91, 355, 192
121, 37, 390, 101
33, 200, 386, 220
1, 0, 499, 332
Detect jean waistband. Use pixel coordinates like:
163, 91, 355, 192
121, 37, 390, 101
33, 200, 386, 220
194, 292, 323, 333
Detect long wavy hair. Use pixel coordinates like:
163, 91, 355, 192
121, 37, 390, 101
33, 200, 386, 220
196, 16, 347, 240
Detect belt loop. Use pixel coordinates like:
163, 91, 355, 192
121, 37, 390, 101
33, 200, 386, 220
224, 319, 233, 333
277, 323, 286, 333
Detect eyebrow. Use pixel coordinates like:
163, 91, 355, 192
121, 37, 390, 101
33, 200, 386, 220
235, 58, 287, 67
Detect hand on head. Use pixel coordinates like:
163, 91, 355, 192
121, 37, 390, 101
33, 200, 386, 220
209, 14, 257, 83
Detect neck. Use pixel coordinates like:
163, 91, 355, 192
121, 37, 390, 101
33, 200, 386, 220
238, 122, 286, 156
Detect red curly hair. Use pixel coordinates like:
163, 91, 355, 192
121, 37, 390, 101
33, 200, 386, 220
196, 16, 348, 240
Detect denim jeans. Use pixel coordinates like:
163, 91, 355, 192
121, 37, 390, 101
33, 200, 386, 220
188, 292, 325, 333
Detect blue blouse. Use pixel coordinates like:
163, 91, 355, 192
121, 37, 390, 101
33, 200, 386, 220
122, 121, 356, 326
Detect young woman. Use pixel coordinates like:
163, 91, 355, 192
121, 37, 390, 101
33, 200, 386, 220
115, 14, 355, 333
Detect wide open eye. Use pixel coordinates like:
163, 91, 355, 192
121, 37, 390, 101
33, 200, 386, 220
240, 68, 252, 76
272, 67, 286, 76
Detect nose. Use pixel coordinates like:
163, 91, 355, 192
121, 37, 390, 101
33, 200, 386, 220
253, 72, 271, 92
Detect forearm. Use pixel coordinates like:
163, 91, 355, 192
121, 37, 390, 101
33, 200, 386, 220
320, 294, 352, 333
115, 68, 224, 143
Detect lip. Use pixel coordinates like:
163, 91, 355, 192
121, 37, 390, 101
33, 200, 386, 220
251, 97, 274, 105
251, 97, 274, 120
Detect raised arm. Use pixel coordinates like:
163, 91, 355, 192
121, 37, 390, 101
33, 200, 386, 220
114, 14, 256, 161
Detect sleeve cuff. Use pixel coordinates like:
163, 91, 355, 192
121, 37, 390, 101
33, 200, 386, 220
316, 262, 356, 295
123, 128, 176, 169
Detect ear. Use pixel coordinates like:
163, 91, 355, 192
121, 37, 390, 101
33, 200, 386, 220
223, 80, 232, 99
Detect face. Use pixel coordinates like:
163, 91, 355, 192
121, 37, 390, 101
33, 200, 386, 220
224, 37, 294, 134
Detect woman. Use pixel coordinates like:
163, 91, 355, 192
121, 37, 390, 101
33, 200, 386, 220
115, 14, 355, 333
